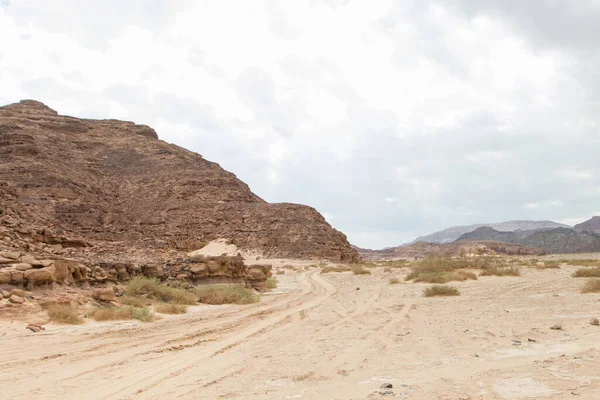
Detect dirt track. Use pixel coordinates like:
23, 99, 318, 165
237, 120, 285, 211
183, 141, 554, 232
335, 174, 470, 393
1, 265, 599, 399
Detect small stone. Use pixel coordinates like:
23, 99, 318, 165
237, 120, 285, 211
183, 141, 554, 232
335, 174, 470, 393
9, 294, 25, 304
26, 324, 45, 333
379, 391, 394, 396
590, 318, 599, 326
550, 324, 562, 330
380, 383, 393, 389
528, 338, 537, 342
10, 288, 26, 297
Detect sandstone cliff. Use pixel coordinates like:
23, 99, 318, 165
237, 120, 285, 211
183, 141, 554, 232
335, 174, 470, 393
0, 100, 358, 262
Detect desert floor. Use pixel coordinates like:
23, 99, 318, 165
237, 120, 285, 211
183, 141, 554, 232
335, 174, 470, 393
1, 255, 600, 400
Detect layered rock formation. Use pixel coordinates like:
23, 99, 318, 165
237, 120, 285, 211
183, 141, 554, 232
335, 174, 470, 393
0, 100, 358, 262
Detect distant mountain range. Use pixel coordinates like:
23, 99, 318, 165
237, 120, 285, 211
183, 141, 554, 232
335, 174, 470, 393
456, 224, 600, 254
409, 220, 570, 244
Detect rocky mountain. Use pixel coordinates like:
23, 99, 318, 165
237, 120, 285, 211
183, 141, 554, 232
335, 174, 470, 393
409, 220, 570, 244
573, 216, 600, 235
456, 226, 600, 254
0, 100, 358, 262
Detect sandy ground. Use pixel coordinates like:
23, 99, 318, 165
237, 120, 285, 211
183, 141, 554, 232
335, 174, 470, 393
1, 258, 600, 399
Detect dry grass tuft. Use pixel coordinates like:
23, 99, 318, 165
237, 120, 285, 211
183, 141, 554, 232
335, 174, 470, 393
480, 265, 521, 276
266, 277, 278, 289
126, 277, 197, 305
572, 268, 600, 278
119, 296, 152, 308
195, 285, 259, 305
155, 303, 187, 314
410, 270, 477, 283
423, 285, 460, 297
557, 259, 600, 267
388, 277, 400, 284
276, 270, 285, 275
581, 279, 600, 293
320, 265, 351, 274
90, 306, 154, 322
536, 261, 560, 269
351, 265, 371, 275
45, 304, 83, 325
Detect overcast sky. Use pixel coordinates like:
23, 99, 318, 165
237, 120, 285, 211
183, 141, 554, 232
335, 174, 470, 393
1, 1, 599, 248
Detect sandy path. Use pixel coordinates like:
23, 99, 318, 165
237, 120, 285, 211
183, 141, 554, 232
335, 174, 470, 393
1, 266, 600, 399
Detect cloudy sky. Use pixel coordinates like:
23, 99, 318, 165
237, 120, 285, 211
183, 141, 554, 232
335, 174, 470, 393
1, 1, 599, 248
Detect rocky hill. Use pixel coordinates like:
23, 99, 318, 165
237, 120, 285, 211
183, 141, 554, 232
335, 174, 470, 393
456, 226, 600, 254
0, 100, 358, 262
409, 220, 570, 244
574, 216, 600, 235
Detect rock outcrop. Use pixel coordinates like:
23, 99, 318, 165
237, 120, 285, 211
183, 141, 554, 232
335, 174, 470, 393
0, 100, 358, 262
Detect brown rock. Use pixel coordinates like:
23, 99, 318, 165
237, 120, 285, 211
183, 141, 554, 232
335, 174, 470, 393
92, 288, 116, 302
10, 271, 24, 285
0, 257, 13, 264
20, 255, 37, 264
247, 267, 267, 281
8, 294, 25, 304
190, 263, 208, 276
0, 251, 20, 260
590, 318, 599, 326
10, 288, 26, 297
24, 267, 55, 284
550, 324, 562, 330
13, 263, 32, 271
26, 324, 45, 333
0, 270, 10, 284
2, 290, 10, 298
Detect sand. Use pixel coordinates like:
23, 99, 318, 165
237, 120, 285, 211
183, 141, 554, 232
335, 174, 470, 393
1, 258, 600, 399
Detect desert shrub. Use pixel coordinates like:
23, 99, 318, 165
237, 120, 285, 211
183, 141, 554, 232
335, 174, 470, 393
320, 265, 351, 274
411, 270, 477, 283
266, 277, 278, 289
572, 268, 600, 278
45, 304, 83, 325
119, 296, 151, 308
90, 306, 154, 322
423, 285, 460, 297
351, 265, 371, 275
155, 304, 187, 314
558, 259, 600, 267
480, 265, 521, 276
581, 279, 600, 293
195, 285, 259, 305
276, 270, 285, 275
126, 277, 196, 305
388, 277, 400, 284
537, 261, 560, 269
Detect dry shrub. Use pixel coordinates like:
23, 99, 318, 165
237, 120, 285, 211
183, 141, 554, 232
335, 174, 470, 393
581, 279, 600, 293
351, 265, 371, 275
266, 277, 278, 289
90, 306, 154, 322
119, 296, 151, 308
45, 304, 83, 325
388, 277, 400, 284
411, 270, 477, 283
126, 277, 196, 305
320, 265, 351, 274
480, 265, 521, 276
195, 285, 258, 305
155, 304, 187, 314
384, 266, 391, 272
572, 268, 600, 278
423, 285, 460, 297
537, 261, 560, 269
558, 259, 600, 267
276, 270, 285, 275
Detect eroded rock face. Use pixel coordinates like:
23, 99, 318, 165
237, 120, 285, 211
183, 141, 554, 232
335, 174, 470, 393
0, 100, 358, 262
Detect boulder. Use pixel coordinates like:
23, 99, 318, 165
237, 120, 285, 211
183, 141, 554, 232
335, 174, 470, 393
0, 251, 20, 260
0, 270, 10, 284
190, 263, 208, 276
92, 288, 116, 302
20, 255, 37, 264
1, 290, 10, 298
10, 288, 26, 297
0, 257, 13, 264
207, 260, 221, 274
24, 267, 55, 284
10, 271, 24, 285
247, 267, 267, 281
8, 294, 25, 304
13, 263, 32, 271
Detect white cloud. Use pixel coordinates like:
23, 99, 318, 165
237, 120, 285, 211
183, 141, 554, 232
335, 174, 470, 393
2, 0, 600, 248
